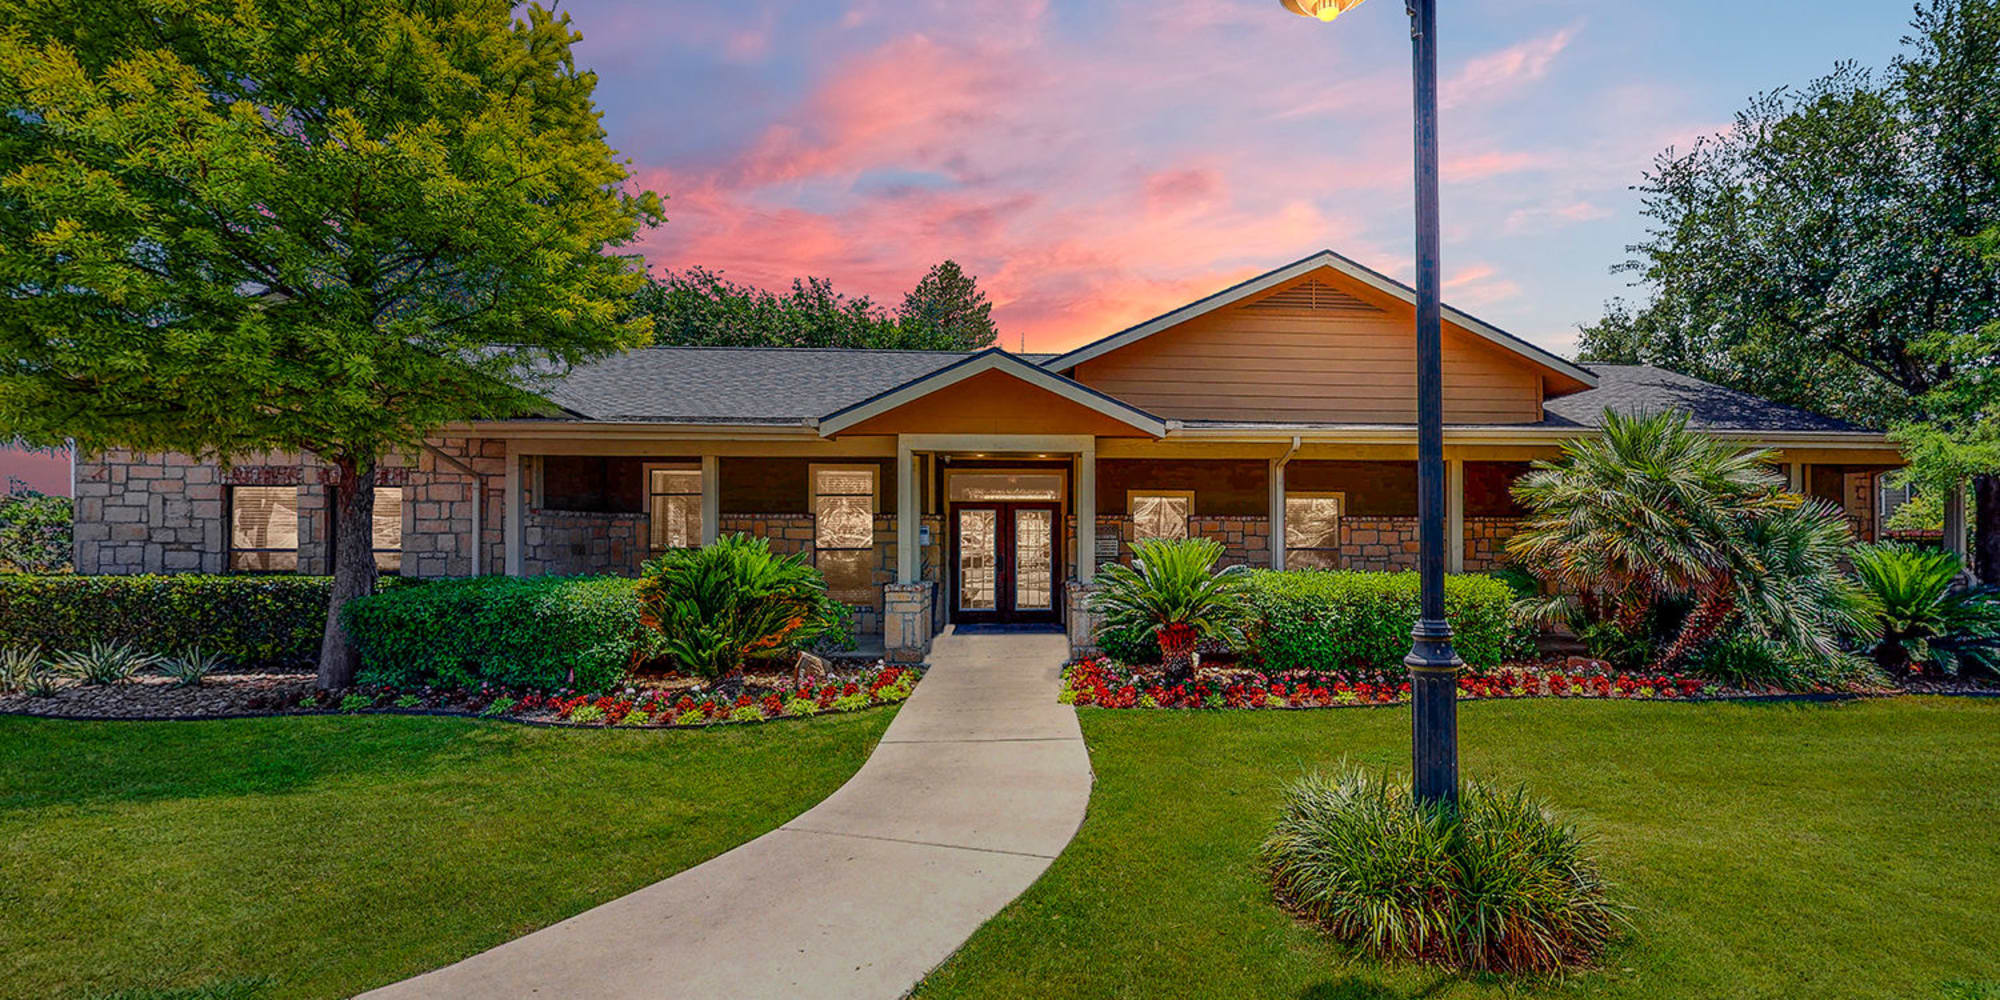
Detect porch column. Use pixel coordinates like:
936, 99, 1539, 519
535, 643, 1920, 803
503, 443, 523, 577
1269, 458, 1287, 571
1446, 458, 1465, 573
1788, 461, 1805, 493
1944, 484, 1968, 561
1075, 439, 1097, 582
700, 455, 720, 546
896, 436, 919, 584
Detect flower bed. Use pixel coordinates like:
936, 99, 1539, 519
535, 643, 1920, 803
1061, 656, 1733, 710
297, 664, 918, 727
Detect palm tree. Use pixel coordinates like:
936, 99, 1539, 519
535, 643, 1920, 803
1507, 409, 1845, 671
1092, 537, 1252, 684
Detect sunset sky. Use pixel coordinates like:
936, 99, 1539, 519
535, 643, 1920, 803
584, 0, 1911, 356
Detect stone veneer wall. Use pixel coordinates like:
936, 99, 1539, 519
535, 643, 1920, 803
1461, 518, 1522, 572
522, 510, 646, 577
74, 443, 503, 578
1842, 472, 1877, 543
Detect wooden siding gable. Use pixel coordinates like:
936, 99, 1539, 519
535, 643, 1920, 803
1064, 266, 1569, 425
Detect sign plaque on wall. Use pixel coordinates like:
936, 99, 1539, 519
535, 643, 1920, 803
1095, 529, 1122, 561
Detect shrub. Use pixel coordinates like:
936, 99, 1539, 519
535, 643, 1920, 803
617, 709, 652, 727
1092, 537, 1252, 682
674, 707, 707, 726
50, 641, 159, 685
338, 693, 372, 712
1850, 543, 2000, 678
0, 575, 333, 667
479, 696, 517, 718
156, 647, 227, 688
784, 696, 819, 717
1243, 571, 1529, 676
568, 704, 606, 725
636, 534, 849, 681
343, 575, 645, 693
0, 480, 71, 573
1263, 766, 1620, 975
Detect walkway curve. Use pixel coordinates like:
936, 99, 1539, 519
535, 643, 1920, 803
359, 629, 1091, 1000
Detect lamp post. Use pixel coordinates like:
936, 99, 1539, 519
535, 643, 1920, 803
1282, 0, 1463, 808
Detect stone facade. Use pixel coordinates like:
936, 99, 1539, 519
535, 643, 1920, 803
1462, 517, 1521, 572
522, 510, 647, 577
1842, 471, 1877, 543
1064, 580, 1102, 660
882, 581, 939, 662
74, 450, 227, 574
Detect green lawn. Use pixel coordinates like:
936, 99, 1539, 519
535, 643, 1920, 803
0, 709, 895, 1000
917, 697, 2000, 1000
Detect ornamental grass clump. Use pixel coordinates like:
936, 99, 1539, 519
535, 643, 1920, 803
1263, 766, 1620, 976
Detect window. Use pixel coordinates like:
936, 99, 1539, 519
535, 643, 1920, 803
1877, 473, 1914, 525
1285, 492, 1344, 570
229, 486, 300, 572
372, 487, 404, 573
812, 464, 878, 604
1128, 490, 1193, 542
646, 464, 703, 550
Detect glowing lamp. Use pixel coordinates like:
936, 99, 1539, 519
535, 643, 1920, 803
1280, 0, 1368, 21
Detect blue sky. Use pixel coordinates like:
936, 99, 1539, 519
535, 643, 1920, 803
573, 0, 1915, 354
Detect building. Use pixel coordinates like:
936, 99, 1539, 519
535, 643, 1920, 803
71, 252, 1906, 661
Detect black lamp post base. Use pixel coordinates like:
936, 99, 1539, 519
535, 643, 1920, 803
1405, 617, 1461, 808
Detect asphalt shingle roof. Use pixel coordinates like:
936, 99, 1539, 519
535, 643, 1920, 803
529, 347, 1873, 436
1540, 364, 1873, 433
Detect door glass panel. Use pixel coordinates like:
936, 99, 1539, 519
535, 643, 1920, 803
1014, 508, 1053, 611
958, 508, 997, 611
948, 473, 1063, 502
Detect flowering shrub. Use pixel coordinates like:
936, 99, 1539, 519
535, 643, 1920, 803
304, 664, 920, 729
1060, 657, 1721, 710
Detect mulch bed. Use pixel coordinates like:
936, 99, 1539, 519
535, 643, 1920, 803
0, 672, 318, 719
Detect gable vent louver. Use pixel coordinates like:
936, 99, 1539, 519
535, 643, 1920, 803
1244, 279, 1383, 315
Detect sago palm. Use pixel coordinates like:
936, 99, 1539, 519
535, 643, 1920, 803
1850, 543, 2000, 678
636, 533, 846, 682
1092, 537, 1251, 684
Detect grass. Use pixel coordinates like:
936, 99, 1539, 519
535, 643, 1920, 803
0, 709, 895, 1000
915, 697, 2000, 1000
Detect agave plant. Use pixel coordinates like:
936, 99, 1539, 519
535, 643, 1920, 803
1508, 409, 1853, 673
636, 533, 849, 683
1, 645, 42, 695
49, 641, 160, 685
1092, 537, 1251, 684
1850, 543, 2000, 678
157, 646, 228, 688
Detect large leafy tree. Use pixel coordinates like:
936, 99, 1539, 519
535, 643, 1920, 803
0, 0, 664, 686
897, 259, 998, 350
1576, 0, 2000, 578
639, 260, 1001, 350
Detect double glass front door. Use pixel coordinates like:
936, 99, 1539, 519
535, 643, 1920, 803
952, 502, 1060, 624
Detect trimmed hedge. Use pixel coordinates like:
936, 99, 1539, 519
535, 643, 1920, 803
0, 574, 331, 666
1244, 570, 1532, 674
342, 575, 646, 693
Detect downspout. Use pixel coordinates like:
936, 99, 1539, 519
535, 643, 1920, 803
424, 443, 484, 576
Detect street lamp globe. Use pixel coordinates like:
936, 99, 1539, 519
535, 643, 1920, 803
1280, 0, 1369, 21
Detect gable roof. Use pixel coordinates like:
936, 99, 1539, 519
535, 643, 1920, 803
1043, 250, 1599, 389
1539, 364, 1873, 433
816, 348, 1166, 437
537, 346, 980, 423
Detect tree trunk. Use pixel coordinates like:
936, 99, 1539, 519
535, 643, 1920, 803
317, 455, 379, 690
1975, 475, 2000, 586
1653, 588, 1733, 673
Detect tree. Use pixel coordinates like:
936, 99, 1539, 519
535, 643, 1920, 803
638, 260, 1002, 350
0, 1, 664, 687
1575, 0, 2000, 575
1507, 411, 1865, 676
0, 478, 71, 573
898, 259, 998, 350
1091, 537, 1252, 685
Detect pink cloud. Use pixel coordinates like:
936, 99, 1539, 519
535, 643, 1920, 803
1443, 25, 1579, 109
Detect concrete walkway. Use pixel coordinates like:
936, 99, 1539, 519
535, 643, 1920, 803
360, 628, 1090, 1000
